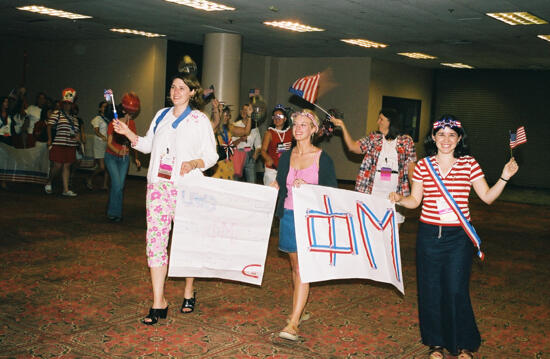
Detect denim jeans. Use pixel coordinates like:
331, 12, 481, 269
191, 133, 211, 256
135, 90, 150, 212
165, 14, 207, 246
240, 151, 257, 183
104, 152, 129, 218
416, 222, 480, 354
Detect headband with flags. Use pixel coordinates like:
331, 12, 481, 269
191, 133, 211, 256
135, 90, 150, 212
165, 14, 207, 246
425, 157, 484, 260
510, 126, 527, 149
289, 73, 320, 104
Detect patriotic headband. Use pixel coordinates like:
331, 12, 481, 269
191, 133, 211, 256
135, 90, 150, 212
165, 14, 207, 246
433, 119, 461, 130
291, 111, 319, 132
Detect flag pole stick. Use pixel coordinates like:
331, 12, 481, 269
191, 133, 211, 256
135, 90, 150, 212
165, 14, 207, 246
509, 130, 513, 158
312, 102, 331, 118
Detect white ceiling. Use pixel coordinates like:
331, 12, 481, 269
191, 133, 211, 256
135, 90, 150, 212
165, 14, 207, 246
3, 0, 550, 69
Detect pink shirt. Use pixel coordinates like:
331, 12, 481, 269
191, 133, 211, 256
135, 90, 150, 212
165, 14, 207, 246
284, 151, 321, 210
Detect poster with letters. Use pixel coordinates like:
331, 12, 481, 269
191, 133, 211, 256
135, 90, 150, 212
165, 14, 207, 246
168, 176, 277, 286
293, 185, 404, 294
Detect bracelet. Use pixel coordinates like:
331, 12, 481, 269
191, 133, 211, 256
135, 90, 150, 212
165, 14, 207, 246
500, 176, 509, 182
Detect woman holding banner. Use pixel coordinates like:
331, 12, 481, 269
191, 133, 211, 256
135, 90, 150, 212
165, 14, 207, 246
113, 73, 218, 325
331, 108, 416, 226
389, 115, 518, 359
272, 109, 337, 341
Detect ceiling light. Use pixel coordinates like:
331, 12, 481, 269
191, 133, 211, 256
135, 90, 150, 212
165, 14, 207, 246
486, 12, 547, 25
263, 21, 324, 32
110, 28, 166, 38
441, 62, 474, 69
398, 52, 437, 59
165, 0, 235, 11
538, 35, 550, 42
17, 5, 92, 19
340, 39, 387, 48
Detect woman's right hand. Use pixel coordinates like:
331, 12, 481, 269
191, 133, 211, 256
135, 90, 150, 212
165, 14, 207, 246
113, 119, 129, 137
388, 192, 402, 203
264, 156, 274, 167
330, 116, 344, 128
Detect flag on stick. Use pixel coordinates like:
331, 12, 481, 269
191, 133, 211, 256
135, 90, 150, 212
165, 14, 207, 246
104, 89, 118, 120
289, 73, 320, 104
510, 126, 527, 149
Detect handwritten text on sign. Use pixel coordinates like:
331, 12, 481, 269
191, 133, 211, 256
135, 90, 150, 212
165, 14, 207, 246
168, 176, 277, 286
293, 185, 404, 294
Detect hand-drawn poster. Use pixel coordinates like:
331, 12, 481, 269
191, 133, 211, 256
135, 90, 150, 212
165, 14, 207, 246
293, 185, 404, 294
168, 176, 278, 286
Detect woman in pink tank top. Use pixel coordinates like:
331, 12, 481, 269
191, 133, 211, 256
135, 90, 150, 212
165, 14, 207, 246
272, 109, 337, 341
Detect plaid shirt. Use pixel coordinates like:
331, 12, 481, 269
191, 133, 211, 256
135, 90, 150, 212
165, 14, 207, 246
355, 132, 416, 196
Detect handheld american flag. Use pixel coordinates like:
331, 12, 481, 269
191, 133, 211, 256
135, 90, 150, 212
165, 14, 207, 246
289, 73, 320, 104
104, 89, 118, 120
510, 126, 527, 149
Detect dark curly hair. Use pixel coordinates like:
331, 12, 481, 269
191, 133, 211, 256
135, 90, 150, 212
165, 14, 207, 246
424, 114, 470, 158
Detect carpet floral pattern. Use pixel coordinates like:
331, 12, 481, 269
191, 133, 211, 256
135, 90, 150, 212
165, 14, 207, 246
0, 176, 548, 358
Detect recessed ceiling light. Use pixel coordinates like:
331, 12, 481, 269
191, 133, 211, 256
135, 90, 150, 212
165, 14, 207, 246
486, 12, 547, 25
17, 5, 92, 20
340, 39, 388, 49
110, 28, 166, 38
165, 0, 235, 11
538, 35, 550, 42
263, 21, 324, 32
398, 52, 437, 59
441, 62, 474, 69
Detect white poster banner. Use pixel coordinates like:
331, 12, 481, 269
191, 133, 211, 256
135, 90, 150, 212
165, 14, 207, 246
293, 185, 404, 294
168, 176, 278, 286
0, 142, 49, 183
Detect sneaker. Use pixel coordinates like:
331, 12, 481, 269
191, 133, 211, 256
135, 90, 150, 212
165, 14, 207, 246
44, 184, 53, 194
62, 190, 77, 197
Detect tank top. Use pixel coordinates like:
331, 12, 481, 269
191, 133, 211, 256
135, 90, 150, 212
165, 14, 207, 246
284, 150, 321, 210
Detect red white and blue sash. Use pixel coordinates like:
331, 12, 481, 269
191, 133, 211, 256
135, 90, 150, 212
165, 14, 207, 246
425, 157, 484, 260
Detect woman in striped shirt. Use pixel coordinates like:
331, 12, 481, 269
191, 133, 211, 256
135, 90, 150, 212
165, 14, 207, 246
390, 115, 518, 359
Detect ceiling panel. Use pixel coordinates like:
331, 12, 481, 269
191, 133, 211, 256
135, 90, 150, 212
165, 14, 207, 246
2, 0, 550, 69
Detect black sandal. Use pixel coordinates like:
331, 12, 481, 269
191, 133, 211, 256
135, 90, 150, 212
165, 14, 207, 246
428, 346, 445, 359
142, 306, 168, 325
458, 349, 474, 359
181, 292, 196, 314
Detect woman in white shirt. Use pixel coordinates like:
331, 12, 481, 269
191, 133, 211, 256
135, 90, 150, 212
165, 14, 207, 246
87, 101, 109, 190
113, 73, 218, 325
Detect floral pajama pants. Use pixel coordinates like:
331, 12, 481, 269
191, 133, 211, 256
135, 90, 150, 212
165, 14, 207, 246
146, 181, 178, 267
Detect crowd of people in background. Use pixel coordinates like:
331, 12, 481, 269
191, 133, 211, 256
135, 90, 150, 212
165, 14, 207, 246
1, 74, 520, 358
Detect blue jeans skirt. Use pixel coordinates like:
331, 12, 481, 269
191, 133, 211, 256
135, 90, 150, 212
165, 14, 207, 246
416, 222, 481, 355
278, 209, 297, 253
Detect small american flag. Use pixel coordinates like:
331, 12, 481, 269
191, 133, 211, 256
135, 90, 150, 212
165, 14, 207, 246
510, 126, 527, 149
104, 89, 113, 102
289, 73, 320, 104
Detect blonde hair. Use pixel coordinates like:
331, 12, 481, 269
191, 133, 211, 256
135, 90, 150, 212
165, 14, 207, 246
291, 108, 320, 133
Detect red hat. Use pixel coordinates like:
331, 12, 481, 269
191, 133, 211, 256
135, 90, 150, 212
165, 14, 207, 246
121, 92, 140, 114
61, 88, 76, 103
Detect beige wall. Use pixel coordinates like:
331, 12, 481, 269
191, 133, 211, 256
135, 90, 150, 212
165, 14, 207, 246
1, 37, 167, 176
368, 59, 433, 159
241, 55, 372, 181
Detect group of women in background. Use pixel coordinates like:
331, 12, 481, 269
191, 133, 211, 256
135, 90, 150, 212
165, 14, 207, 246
109, 70, 518, 359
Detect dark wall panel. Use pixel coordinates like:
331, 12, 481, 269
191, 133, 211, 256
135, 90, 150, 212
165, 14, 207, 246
433, 70, 550, 189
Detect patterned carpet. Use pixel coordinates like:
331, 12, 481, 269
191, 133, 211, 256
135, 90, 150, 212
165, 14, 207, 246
0, 174, 548, 358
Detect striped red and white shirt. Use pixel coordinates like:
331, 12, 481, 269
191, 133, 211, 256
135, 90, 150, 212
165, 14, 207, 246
413, 156, 484, 226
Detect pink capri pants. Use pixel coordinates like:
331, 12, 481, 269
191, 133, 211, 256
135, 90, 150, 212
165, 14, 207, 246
145, 182, 178, 267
